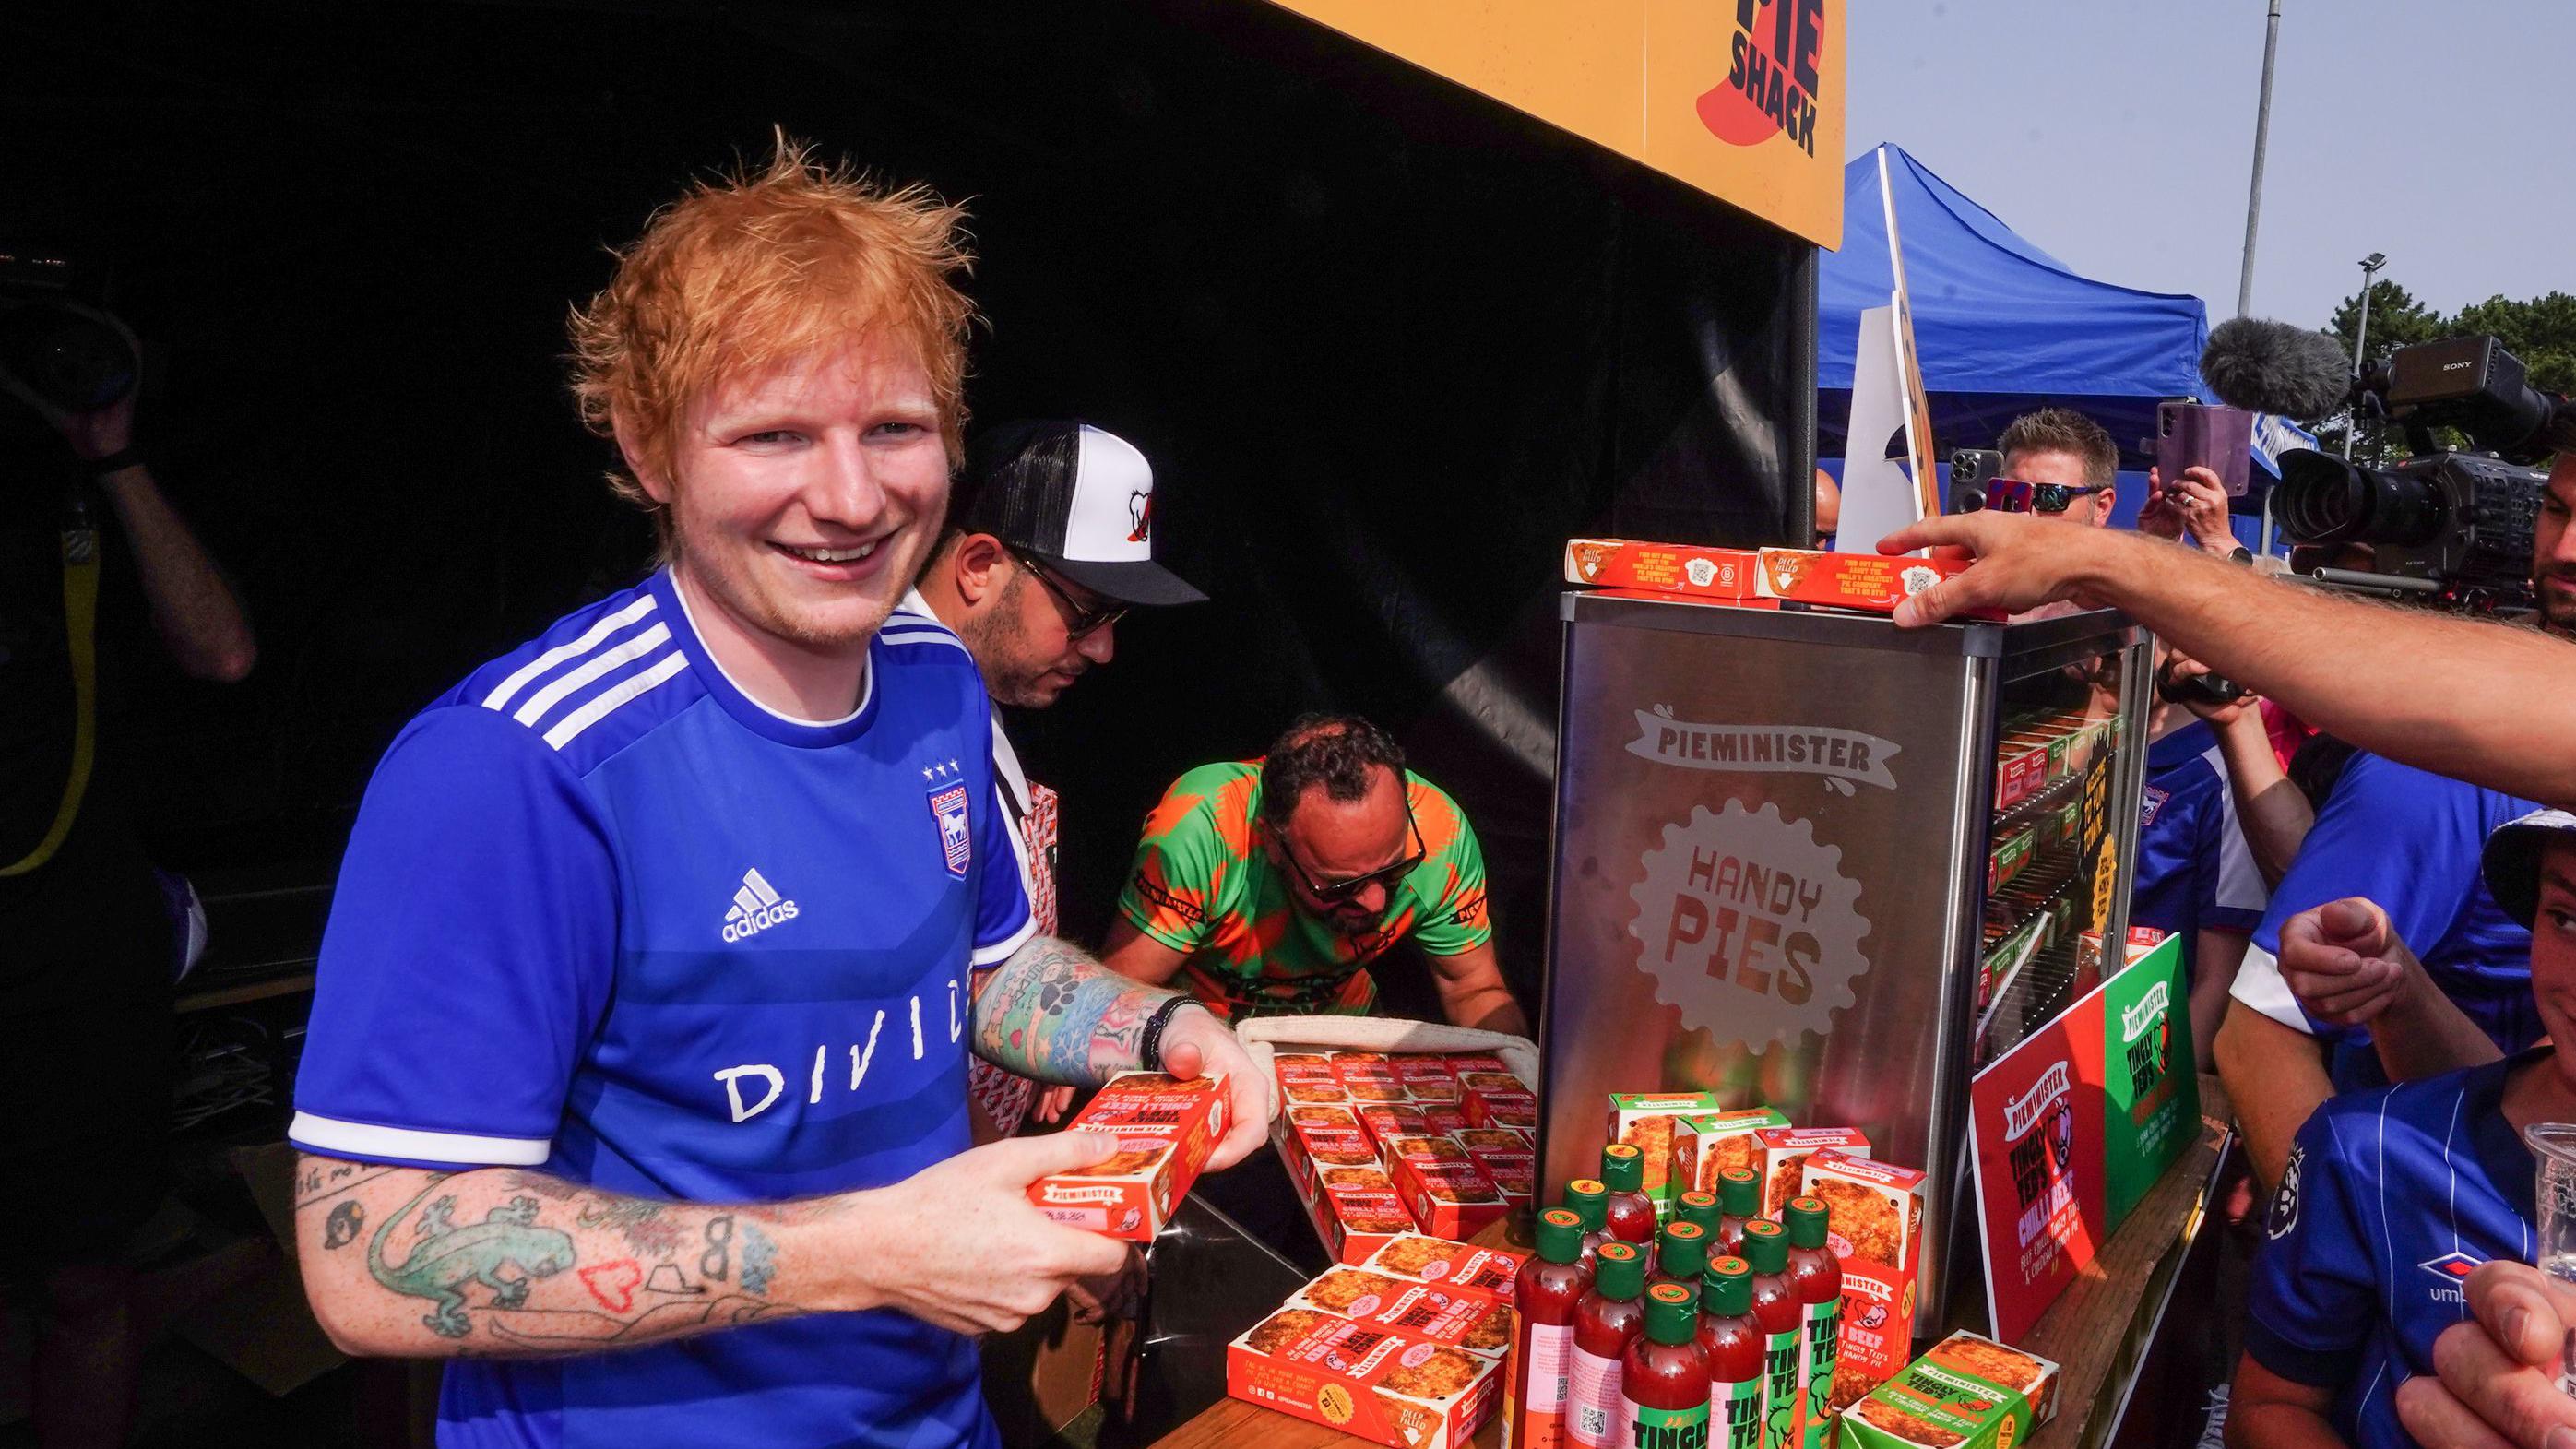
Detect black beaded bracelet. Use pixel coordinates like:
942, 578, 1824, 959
1138, 995, 1200, 1074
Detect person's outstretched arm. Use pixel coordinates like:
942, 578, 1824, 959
1882, 514, 2576, 809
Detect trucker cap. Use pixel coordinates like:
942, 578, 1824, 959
2480, 808, 2576, 927
953, 420, 1207, 607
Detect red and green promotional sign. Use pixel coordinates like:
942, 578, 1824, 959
1968, 936, 2193, 1342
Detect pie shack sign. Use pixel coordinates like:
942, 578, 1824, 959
1262, 0, 1846, 247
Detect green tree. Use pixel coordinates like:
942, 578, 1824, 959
2448, 291, 2576, 397
2310, 279, 2444, 459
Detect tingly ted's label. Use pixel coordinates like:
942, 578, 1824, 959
1799, 1299, 1841, 1449
1763, 1326, 1798, 1449
1714, 1374, 1763, 1449
1624, 1398, 1712, 1449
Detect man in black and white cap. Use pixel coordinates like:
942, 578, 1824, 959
903, 419, 1205, 1140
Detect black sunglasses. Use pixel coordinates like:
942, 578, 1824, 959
1011, 550, 1128, 638
1986, 478, 2111, 515
1276, 797, 1428, 908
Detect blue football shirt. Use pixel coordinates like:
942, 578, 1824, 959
291, 568, 1033, 1449
2245, 1050, 2541, 1449
2130, 720, 2267, 983
2230, 752, 2541, 1090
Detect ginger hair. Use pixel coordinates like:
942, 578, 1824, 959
568, 134, 975, 516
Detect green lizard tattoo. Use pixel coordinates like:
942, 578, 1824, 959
370, 1176, 578, 1338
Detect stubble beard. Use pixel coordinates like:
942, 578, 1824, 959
956, 572, 1062, 708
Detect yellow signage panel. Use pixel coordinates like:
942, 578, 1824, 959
1266, 0, 1844, 247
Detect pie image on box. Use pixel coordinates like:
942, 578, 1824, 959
1799, 1150, 1925, 1270
1300, 1269, 1409, 1312
1671, 1107, 1788, 1195
1361, 1234, 1527, 1295
1291, 1105, 1360, 1129
1226, 1304, 1504, 1449
1347, 1082, 1413, 1103
1856, 1398, 1964, 1448
1286, 1267, 1515, 1359
1752, 1125, 1870, 1217
1287, 1080, 1351, 1104
1324, 1166, 1396, 1193
1922, 1334, 2057, 1418
1454, 1071, 1525, 1093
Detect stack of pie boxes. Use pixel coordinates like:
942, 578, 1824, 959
1273, 1051, 1533, 1264
1610, 1092, 1933, 1409
1226, 1233, 1526, 1449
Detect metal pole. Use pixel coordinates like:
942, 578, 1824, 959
2236, 0, 2284, 317
2345, 253, 2383, 459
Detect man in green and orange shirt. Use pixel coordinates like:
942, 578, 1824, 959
1099, 713, 1525, 1035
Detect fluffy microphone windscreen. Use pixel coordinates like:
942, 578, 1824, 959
2199, 317, 2355, 422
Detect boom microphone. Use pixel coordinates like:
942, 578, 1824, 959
2200, 317, 2354, 422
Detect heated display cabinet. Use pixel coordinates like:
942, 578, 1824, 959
1537, 590, 2150, 1334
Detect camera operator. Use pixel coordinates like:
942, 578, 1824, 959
1, 300, 255, 1449
2140, 464, 2247, 559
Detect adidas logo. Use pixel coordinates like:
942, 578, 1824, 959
721, 868, 800, 943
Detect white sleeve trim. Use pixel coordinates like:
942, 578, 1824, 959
2226, 941, 2315, 1034
970, 912, 1039, 969
2202, 743, 2273, 914
289, 1111, 553, 1167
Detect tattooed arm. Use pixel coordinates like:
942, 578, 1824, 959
293, 1137, 1129, 1358
969, 933, 1274, 1168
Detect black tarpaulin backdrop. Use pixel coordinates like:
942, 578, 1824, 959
6, 0, 1813, 1012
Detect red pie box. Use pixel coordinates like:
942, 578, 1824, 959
1282, 1265, 1514, 1360
1358, 1233, 1528, 1295
1753, 548, 2003, 619
1226, 1308, 1502, 1449
1028, 1071, 1229, 1242
1390, 1154, 1509, 1242
1562, 538, 1763, 600
1462, 1091, 1537, 1130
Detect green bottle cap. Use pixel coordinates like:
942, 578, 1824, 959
1785, 1195, 1832, 1250
1593, 1241, 1646, 1300
1537, 1207, 1585, 1265
1644, 1282, 1699, 1343
1717, 1167, 1760, 1216
1600, 1143, 1645, 1194
1741, 1218, 1787, 1274
1658, 1220, 1709, 1280
1702, 1256, 1752, 1317
1675, 1190, 1722, 1232
1565, 1179, 1609, 1232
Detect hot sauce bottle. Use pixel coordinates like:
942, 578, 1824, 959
1509, 1207, 1595, 1449
1699, 1256, 1765, 1449
1599, 1145, 1656, 1246
1675, 1189, 1722, 1238
1567, 1179, 1612, 1266
1566, 1241, 1646, 1449
1715, 1168, 1762, 1258
1649, 1220, 1709, 1298
1740, 1220, 1799, 1449
1620, 1283, 1712, 1449
1783, 1196, 1845, 1449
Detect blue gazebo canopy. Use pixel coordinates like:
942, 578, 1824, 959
1821, 144, 2210, 470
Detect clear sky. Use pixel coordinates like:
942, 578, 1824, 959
1844, 0, 2571, 330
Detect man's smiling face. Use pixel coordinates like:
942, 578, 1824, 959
644, 333, 950, 659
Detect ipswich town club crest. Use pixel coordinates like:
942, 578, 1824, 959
929, 782, 972, 878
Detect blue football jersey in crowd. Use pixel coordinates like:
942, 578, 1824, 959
2245, 1051, 2540, 1449
2230, 752, 2540, 1090
291, 568, 1034, 1449
2130, 720, 2267, 982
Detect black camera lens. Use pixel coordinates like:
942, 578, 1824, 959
2275, 448, 2446, 548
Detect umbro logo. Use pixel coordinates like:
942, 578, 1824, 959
2419, 1250, 2482, 1302
720, 867, 800, 943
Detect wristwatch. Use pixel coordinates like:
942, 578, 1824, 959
1139, 995, 1203, 1074
2228, 545, 2255, 566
